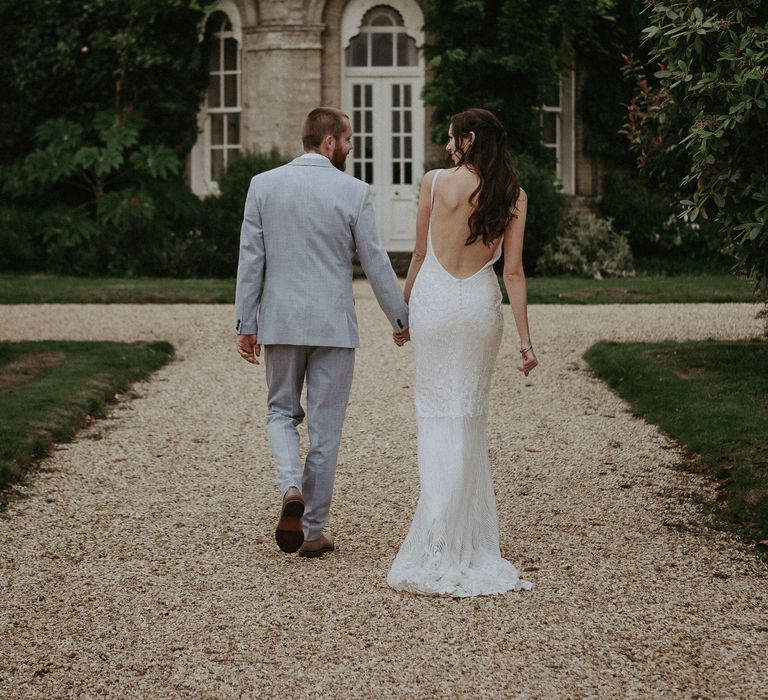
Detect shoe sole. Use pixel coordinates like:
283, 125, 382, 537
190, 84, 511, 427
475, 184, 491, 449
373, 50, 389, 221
275, 498, 304, 553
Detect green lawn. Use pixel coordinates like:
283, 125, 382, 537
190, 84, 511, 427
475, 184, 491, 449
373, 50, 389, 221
0, 340, 174, 492
0, 274, 234, 304
523, 274, 759, 304
585, 340, 768, 545
0, 272, 760, 304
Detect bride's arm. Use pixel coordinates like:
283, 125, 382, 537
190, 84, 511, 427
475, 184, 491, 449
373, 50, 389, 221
501, 189, 537, 375
403, 170, 437, 304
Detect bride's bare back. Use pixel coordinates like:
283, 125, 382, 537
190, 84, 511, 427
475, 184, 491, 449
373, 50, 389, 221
429, 166, 501, 279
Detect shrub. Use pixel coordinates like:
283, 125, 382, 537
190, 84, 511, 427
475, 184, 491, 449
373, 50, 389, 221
513, 154, 567, 275
191, 150, 288, 277
600, 172, 725, 263
537, 207, 634, 278
621, 1, 768, 295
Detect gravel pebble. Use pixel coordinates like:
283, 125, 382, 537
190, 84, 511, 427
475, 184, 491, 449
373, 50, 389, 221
0, 283, 766, 699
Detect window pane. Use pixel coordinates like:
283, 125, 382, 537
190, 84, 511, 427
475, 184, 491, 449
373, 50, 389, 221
393, 111, 400, 132
397, 34, 418, 66
371, 33, 393, 66
207, 76, 221, 108
365, 162, 373, 183
392, 84, 400, 108
227, 114, 239, 146
224, 74, 238, 107
404, 110, 412, 133
353, 84, 361, 106
210, 113, 224, 145
354, 162, 362, 179
211, 148, 224, 182
353, 110, 361, 131
371, 12, 394, 26
404, 162, 412, 184
347, 34, 367, 67
365, 136, 373, 158
209, 43, 220, 71
393, 162, 401, 184
404, 84, 412, 107
544, 83, 560, 107
224, 38, 238, 71
364, 84, 372, 104
364, 110, 372, 133
542, 111, 557, 143
404, 136, 412, 158
393, 137, 400, 158
354, 135, 361, 152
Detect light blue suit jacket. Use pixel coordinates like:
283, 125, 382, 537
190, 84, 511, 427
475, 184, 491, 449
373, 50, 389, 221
234, 154, 409, 348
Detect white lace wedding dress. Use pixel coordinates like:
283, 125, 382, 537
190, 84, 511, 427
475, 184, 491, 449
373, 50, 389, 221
387, 170, 533, 597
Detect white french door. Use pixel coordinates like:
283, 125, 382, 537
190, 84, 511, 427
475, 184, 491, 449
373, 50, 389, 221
344, 78, 424, 251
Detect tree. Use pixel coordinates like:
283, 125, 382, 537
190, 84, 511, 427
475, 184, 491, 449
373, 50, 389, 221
622, 1, 768, 292
0, 0, 211, 166
422, 0, 637, 161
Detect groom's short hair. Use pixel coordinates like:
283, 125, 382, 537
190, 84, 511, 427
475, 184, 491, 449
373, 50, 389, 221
302, 107, 349, 150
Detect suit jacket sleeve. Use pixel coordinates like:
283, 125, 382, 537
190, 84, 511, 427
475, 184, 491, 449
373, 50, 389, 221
234, 176, 265, 335
352, 187, 409, 332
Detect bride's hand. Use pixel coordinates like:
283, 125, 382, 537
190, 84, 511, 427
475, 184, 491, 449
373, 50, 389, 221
393, 329, 410, 346
517, 348, 538, 376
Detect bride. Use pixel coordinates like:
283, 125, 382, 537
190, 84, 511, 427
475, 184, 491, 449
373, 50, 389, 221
388, 108, 537, 597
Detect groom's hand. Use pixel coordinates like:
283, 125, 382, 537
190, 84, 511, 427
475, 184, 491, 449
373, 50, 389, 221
393, 329, 410, 346
236, 334, 261, 365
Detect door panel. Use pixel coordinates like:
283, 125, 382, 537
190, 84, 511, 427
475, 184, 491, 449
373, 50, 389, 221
345, 78, 423, 251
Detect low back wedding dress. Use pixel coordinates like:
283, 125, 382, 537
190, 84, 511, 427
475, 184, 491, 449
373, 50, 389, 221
387, 169, 533, 597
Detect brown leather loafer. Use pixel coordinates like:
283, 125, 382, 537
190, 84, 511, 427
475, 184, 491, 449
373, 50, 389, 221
275, 487, 304, 553
299, 528, 335, 558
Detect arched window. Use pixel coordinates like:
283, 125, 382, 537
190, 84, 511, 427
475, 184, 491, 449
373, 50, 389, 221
204, 10, 241, 186
345, 6, 418, 68
342, 0, 424, 251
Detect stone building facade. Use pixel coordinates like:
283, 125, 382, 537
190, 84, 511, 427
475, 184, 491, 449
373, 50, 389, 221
189, 0, 603, 250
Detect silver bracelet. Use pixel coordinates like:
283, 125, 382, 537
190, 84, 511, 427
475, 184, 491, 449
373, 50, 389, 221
520, 344, 533, 355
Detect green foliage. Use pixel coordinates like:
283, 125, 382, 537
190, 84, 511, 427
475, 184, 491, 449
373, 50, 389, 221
424, 0, 554, 156
5, 109, 180, 203
537, 206, 635, 278
513, 154, 568, 274
576, 0, 651, 165
0, 0, 211, 166
622, 1, 768, 294
423, 0, 644, 165
0, 0, 219, 277
191, 150, 289, 277
0, 108, 196, 275
600, 171, 726, 261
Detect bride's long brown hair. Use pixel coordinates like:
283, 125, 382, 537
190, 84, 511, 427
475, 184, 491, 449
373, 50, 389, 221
449, 108, 520, 247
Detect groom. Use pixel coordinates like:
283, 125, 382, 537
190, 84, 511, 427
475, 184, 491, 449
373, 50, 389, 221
234, 107, 409, 557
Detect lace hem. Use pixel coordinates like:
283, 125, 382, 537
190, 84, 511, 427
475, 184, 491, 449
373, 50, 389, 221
387, 558, 533, 597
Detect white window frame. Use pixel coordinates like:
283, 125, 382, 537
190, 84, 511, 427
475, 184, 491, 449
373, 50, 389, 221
540, 71, 575, 195
190, 1, 242, 196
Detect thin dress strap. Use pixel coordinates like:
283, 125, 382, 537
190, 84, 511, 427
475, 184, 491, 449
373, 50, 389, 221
427, 169, 443, 250
430, 169, 443, 210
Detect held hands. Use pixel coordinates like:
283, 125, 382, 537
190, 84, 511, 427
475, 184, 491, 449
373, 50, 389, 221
518, 347, 538, 376
393, 329, 410, 347
236, 334, 261, 365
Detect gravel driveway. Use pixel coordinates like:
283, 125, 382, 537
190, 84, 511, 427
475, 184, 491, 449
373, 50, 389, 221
0, 281, 766, 698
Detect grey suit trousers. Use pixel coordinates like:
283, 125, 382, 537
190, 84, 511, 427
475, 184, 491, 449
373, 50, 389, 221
264, 344, 355, 540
